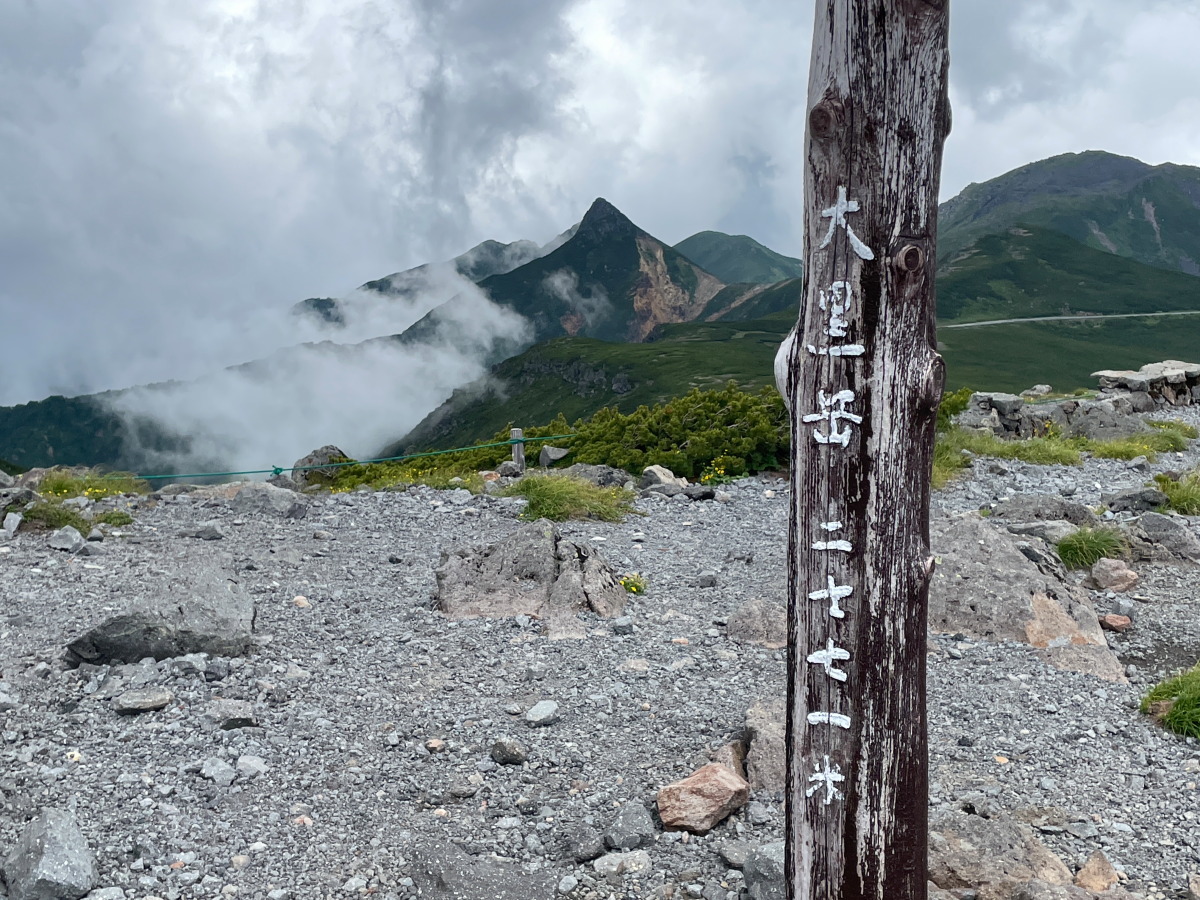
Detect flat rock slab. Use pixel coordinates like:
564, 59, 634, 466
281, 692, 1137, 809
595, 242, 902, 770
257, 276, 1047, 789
65, 551, 255, 665
112, 687, 173, 714
407, 836, 557, 898
1, 807, 98, 900
435, 519, 625, 639
727, 598, 786, 649
929, 512, 1124, 682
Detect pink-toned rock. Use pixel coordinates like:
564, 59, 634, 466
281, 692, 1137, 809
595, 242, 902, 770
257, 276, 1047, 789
657, 763, 749, 834
1090, 558, 1138, 592
1098, 614, 1132, 633
1074, 849, 1119, 893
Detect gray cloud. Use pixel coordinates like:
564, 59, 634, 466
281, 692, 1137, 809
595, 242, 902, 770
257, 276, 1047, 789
2, 0, 1199, 426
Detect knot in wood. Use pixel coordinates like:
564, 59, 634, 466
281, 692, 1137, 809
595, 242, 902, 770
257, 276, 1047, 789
808, 99, 843, 140
895, 244, 924, 273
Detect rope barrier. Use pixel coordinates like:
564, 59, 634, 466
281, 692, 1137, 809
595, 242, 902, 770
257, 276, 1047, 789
109, 433, 578, 482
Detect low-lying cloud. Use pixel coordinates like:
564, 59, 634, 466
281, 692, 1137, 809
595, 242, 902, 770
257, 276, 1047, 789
542, 268, 611, 330
105, 278, 530, 475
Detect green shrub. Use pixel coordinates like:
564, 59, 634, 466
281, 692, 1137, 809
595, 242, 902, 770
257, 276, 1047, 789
1141, 663, 1200, 739
501, 475, 637, 522
563, 383, 788, 480
1055, 527, 1127, 569
936, 386, 974, 432
1154, 471, 1200, 515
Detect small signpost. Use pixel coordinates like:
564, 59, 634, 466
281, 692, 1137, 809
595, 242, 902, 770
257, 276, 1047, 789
779, 1, 951, 897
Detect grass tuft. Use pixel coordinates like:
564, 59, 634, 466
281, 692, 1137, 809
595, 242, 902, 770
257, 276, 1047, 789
1154, 470, 1200, 515
1149, 419, 1200, 440
1141, 662, 1200, 739
501, 475, 638, 522
1055, 526, 1126, 570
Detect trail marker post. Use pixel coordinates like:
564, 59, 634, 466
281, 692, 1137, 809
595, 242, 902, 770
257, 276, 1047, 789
779, 1, 951, 898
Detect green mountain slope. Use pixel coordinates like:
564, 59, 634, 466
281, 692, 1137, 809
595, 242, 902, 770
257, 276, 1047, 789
388, 313, 796, 454
939, 150, 1200, 276
674, 231, 804, 284
937, 225, 1200, 323
0, 393, 189, 472
0, 457, 25, 476
938, 315, 1200, 393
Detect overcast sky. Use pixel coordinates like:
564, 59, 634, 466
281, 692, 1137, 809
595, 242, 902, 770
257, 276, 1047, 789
3, 0, 1200, 409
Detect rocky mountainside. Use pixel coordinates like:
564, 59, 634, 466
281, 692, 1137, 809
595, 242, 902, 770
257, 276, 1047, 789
1, 403, 1200, 899
394, 199, 783, 352
939, 150, 1200, 277
293, 234, 570, 328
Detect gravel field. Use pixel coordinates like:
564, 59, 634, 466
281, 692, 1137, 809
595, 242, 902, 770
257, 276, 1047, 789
2, 406, 1199, 899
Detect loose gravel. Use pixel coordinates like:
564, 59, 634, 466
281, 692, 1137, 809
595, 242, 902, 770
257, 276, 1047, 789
1, 405, 1199, 899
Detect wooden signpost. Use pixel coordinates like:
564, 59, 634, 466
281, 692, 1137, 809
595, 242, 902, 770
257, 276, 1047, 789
778, 1, 951, 898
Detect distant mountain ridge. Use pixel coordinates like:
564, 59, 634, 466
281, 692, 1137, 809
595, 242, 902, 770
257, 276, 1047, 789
673, 231, 804, 284
293, 233, 569, 327
939, 150, 1200, 277
6, 150, 1200, 472
391, 198, 792, 353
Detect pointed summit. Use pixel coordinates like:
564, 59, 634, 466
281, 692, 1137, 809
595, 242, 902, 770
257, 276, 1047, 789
575, 197, 641, 243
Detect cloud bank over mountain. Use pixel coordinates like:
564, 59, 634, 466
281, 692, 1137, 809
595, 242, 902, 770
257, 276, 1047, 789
2, 0, 1199, 408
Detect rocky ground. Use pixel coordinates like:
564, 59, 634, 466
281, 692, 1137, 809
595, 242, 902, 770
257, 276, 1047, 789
1, 406, 1199, 900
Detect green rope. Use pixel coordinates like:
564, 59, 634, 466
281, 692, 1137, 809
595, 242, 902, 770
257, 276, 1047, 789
113, 433, 578, 482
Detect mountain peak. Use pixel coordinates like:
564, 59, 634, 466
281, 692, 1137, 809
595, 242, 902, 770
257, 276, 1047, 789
576, 197, 640, 242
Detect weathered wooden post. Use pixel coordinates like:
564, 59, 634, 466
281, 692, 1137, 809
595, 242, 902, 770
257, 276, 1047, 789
780, 1, 950, 898
511, 428, 526, 474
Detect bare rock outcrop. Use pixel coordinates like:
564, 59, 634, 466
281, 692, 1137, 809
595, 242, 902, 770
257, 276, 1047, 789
290, 444, 350, 489
435, 519, 626, 639
929, 512, 1124, 681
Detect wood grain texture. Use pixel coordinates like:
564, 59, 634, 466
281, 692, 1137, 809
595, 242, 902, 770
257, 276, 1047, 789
783, 2, 950, 898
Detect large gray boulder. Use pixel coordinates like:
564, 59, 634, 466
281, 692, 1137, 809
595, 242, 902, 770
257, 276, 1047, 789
928, 806, 1072, 898
1131, 511, 1200, 561
230, 482, 308, 518
1, 808, 98, 900
558, 463, 635, 489
289, 444, 350, 489
406, 836, 556, 899
929, 512, 1124, 681
0, 468, 13, 488
65, 552, 255, 665
435, 520, 626, 639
